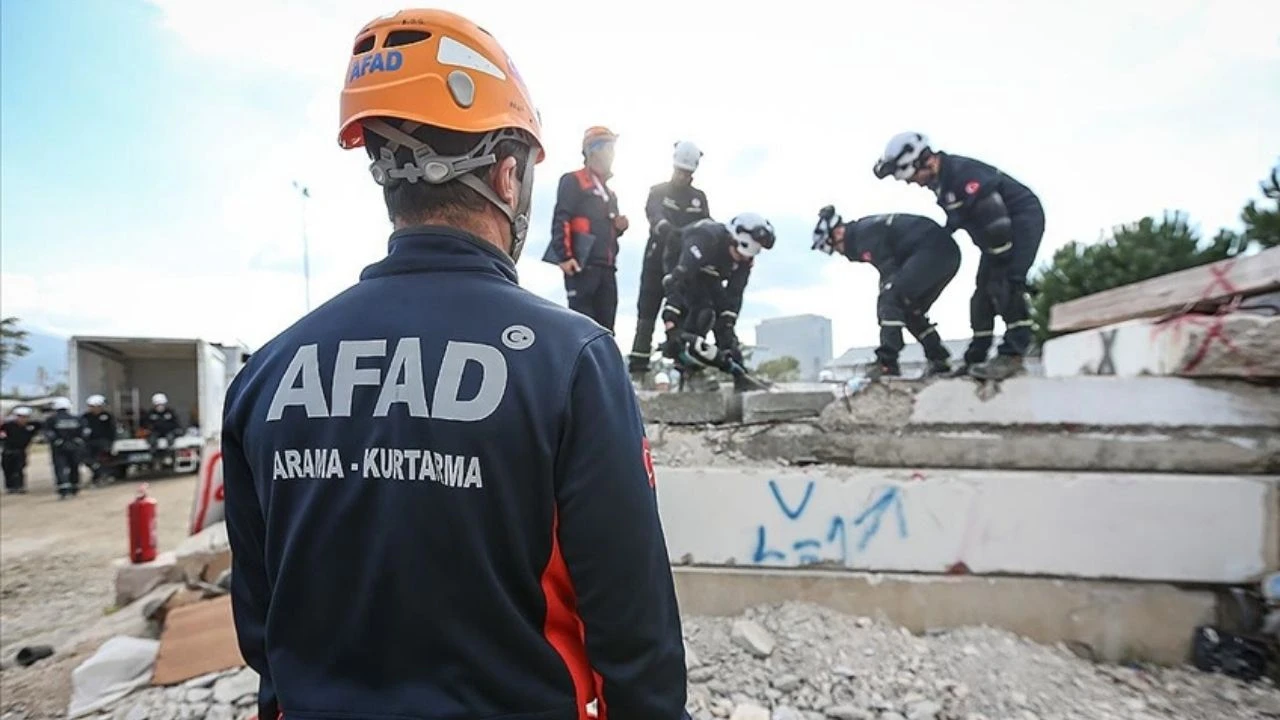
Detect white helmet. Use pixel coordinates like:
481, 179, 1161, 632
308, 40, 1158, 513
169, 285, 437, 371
52, 397, 72, 411
152, 393, 168, 406
673, 140, 703, 172
86, 394, 106, 407
874, 131, 931, 181
653, 371, 671, 388
12, 407, 32, 417
727, 213, 776, 258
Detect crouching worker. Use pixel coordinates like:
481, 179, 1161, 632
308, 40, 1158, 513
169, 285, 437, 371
661, 214, 775, 392
812, 206, 960, 379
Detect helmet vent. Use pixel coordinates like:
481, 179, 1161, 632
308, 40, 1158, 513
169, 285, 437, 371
352, 35, 376, 55
385, 30, 432, 48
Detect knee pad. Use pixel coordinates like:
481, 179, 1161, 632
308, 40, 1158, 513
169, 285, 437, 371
877, 289, 907, 324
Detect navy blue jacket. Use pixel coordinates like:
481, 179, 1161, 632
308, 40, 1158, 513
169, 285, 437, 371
930, 152, 1042, 252
548, 168, 626, 268
223, 227, 687, 720
839, 213, 957, 280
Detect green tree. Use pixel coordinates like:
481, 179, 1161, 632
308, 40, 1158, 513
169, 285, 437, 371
755, 355, 800, 382
0, 317, 31, 378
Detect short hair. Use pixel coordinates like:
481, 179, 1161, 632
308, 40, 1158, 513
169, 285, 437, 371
363, 118, 532, 226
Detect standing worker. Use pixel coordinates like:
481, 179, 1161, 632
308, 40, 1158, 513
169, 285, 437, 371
811, 205, 961, 378
874, 132, 1045, 380
545, 126, 629, 332
221, 10, 688, 720
82, 395, 117, 486
1, 407, 39, 494
627, 141, 711, 384
44, 398, 86, 499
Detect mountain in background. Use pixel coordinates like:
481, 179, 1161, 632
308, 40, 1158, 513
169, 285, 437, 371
2, 328, 68, 397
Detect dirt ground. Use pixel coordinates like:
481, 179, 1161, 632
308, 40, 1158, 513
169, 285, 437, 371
0, 445, 197, 718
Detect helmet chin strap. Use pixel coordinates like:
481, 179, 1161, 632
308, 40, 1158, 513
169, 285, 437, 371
363, 118, 536, 262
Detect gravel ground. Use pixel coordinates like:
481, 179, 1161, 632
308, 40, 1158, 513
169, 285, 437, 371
2, 447, 1275, 720
0, 447, 197, 718
685, 602, 1280, 720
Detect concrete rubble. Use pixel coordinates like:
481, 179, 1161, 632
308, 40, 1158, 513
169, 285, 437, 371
60, 666, 260, 720
52, 604, 1276, 720
682, 602, 1280, 720
643, 376, 1280, 474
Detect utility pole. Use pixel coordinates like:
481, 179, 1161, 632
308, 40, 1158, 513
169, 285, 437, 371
292, 181, 312, 312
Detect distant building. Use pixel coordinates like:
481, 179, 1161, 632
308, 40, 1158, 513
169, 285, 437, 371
826, 338, 1043, 380
752, 314, 833, 381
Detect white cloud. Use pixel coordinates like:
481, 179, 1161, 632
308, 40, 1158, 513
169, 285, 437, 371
5, 0, 1277, 359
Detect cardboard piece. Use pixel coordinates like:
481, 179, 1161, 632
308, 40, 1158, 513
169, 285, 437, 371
151, 595, 246, 685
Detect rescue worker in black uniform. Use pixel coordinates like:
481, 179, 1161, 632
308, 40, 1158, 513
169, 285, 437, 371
544, 125, 629, 332
875, 132, 1045, 380
627, 141, 711, 382
82, 394, 117, 485
1, 406, 39, 494
661, 214, 775, 391
44, 398, 86, 499
812, 205, 961, 378
141, 392, 182, 444
222, 11, 688, 720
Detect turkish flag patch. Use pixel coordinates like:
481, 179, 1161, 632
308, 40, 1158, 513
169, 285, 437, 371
964, 181, 981, 195
860, 251, 872, 262
641, 437, 656, 488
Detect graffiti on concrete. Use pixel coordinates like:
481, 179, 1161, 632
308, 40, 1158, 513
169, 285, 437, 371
752, 479, 908, 567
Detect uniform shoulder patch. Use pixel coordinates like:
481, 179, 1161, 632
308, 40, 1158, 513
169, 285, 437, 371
690, 245, 703, 259
642, 436, 656, 488
860, 251, 873, 262
964, 180, 981, 195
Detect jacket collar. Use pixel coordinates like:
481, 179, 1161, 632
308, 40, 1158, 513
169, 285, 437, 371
360, 225, 518, 285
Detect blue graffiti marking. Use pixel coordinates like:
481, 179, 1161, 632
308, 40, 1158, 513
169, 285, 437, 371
752, 526, 786, 563
850, 486, 908, 552
793, 539, 822, 564
826, 516, 848, 565
768, 479, 815, 520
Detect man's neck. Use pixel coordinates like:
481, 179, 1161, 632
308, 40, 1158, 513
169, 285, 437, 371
392, 214, 510, 257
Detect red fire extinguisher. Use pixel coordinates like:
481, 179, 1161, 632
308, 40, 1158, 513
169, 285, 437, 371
128, 484, 158, 564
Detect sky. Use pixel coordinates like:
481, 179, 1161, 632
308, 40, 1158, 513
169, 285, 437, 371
1, 0, 1278, 364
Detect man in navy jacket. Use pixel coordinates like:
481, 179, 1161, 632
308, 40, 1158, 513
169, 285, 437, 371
222, 10, 688, 720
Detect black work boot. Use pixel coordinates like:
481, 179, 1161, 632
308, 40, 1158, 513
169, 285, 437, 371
866, 363, 901, 381
924, 359, 952, 377
970, 354, 1026, 381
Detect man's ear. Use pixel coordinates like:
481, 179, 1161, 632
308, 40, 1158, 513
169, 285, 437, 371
492, 156, 519, 207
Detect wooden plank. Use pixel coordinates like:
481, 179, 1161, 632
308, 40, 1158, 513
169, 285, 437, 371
151, 595, 246, 685
1049, 247, 1280, 333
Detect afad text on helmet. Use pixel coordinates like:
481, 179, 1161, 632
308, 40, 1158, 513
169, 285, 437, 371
348, 50, 404, 83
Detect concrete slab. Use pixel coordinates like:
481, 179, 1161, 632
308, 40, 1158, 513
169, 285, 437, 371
699, 424, 1280, 474
637, 389, 741, 424
741, 387, 837, 423
112, 551, 183, 607
672, 567, 1216, 666
654, 466, 1279, 583
908, 377, 1280, 429
1043, 313, 1280, 379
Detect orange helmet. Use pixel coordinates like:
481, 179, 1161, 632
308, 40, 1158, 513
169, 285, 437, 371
582, 126, 618, 153
338, 9, 544, 162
